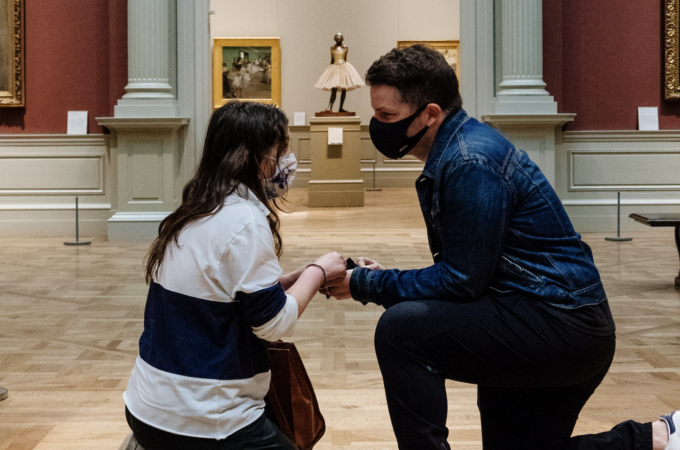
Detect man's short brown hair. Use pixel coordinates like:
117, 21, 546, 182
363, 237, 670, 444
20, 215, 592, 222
365, 44, 462, 114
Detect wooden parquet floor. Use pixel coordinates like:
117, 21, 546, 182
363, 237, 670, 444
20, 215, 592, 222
0, 188, 679, 449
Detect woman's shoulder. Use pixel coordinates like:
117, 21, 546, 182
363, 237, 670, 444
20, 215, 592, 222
174, 197, 269, 268
216, 199, 260, 224
218, 189, 270, 227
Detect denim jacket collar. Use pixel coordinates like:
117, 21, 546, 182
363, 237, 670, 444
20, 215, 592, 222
420, 108, 470, 181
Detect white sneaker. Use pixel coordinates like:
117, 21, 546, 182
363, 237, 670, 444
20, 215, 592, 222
661, 411, 680, 450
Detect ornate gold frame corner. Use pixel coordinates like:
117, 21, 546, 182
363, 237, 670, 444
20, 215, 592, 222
397, 40, 460, 79
0, 0, 24, 107
212, 37, 281, 110
665, 0, 680, 100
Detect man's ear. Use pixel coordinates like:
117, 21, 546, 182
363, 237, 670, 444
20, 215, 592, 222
424, 103, 442, 126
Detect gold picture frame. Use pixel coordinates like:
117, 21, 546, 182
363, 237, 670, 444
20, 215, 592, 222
397, 40, 460, 79
0, 0, 24, 107
665, 0, 680, 100
212, 38, 281, 109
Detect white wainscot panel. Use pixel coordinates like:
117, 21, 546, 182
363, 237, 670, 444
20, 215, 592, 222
0, 135, 110, 236
0, 156, 103, 194
360, 136, 377, 162
0, 136, 107, 195
130, 141, 162, 200
513, 137, 545, 167
569, 150, 680, 191
298, 137, 311, 163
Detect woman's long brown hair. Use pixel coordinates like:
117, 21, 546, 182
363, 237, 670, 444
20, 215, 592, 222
145, 101, 289, 284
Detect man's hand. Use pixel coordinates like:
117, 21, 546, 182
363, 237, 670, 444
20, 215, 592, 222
324, 269, 353, 299
356, 257, 385, 271
323, 257, 384, 299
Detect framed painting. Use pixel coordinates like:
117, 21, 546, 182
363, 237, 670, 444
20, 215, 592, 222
0, 0, 24, 107
212, 38, 281, 109
397, 40, 459, 79
665, 0, 680, 100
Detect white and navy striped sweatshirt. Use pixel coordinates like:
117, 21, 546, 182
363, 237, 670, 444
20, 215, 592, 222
124, 186, 298, 439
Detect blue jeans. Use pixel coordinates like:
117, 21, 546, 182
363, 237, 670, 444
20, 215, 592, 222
125, 408, 297, 450
374, 294, 651, 450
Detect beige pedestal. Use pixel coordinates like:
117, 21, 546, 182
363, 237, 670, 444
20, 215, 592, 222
308, 116, 364, 207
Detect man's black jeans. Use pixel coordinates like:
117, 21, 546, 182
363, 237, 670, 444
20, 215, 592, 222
374, 294, 652, 450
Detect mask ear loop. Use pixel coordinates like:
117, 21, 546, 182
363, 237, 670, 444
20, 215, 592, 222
411, 104, 429, 120
414, 104, 429, 115
263, 151, 280, 174
411, 103, 430, 130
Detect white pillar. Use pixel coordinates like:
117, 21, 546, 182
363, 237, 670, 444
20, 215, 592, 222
484, 0, 575, 190
495, 0, 557, 114
114, 0, 178, 118
98, 0, 191, 241
124, 0, 174, 99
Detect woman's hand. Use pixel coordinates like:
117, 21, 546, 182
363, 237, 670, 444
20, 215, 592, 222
356, 257, 385, 271
312, 251, 347, 282
286, 252, 345, 318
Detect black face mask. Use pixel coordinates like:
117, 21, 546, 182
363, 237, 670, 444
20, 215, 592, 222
369, 105, 429, 159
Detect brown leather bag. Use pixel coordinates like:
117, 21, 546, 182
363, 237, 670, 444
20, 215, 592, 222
264, 341, 326, 450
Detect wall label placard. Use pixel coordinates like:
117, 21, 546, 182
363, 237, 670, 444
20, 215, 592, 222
638, 107, 659, 131
328, 127, 343, 145
67, 111, 88, 135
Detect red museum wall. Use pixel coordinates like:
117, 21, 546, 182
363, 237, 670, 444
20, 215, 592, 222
543, 0, 680, 131
2, 1, 676, 134
0, 0, 127, 135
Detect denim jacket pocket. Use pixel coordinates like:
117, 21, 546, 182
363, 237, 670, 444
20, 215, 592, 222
498, 255, 543, 288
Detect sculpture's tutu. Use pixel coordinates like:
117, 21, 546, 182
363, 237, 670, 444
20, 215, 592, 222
314, 62, 364, 91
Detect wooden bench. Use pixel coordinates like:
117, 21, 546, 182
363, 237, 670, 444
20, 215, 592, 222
629, 213, 680, 287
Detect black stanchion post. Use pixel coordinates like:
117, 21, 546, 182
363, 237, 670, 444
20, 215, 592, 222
64, 196, 91, 246
605, 192, 632, 242
366, 160, 382, 192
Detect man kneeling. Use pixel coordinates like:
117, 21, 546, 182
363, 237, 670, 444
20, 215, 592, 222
326, 44, 678, 450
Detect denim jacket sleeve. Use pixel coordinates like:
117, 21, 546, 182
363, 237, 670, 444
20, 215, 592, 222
350, 159, 514, 308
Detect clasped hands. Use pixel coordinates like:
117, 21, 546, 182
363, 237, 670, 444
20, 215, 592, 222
322, 256, 384, 299
281, 253, 384, 300
314, 254, 384, 300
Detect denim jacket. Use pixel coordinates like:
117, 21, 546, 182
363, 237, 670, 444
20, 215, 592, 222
350, 109, 607, 310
